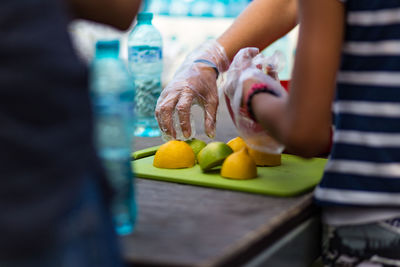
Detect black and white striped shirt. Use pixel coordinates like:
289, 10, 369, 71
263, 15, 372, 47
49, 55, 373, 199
315, 0, 400, 208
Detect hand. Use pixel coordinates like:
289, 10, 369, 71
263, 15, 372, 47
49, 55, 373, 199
155, 40, 229, 140
222, 47, 260, 103
222, 47, 287, 154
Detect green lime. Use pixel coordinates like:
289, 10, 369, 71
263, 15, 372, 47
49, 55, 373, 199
197, 142, 233, 171
185, 138, 207, 156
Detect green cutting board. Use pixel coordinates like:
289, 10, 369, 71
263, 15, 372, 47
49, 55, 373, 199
133, 151, 327, 197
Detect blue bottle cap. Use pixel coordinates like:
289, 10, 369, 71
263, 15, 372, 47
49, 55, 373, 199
137, 12, 153, 22
95, 40, 120, 59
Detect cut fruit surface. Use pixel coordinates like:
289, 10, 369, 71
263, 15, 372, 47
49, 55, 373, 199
197, 142, 233, 171
153, 140, 196, 169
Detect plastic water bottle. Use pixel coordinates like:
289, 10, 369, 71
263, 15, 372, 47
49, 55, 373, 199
128, 12, 163, 137
90, 40, 137, 235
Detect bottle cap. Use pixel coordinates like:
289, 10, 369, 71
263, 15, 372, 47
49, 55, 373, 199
95, 40, 120, 59
137, 12, 153, 22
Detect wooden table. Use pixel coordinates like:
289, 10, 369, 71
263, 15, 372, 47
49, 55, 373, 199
121, 103, 322, 267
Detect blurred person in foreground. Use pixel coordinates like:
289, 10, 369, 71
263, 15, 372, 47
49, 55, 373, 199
155, 0, 297, 139
0, 0, 140, 266
224, 0, 400, 265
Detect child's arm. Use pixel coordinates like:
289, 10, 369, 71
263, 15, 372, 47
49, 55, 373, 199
245, 0, 345, 157
66, 0, 142, 30
218, 0, 298, 62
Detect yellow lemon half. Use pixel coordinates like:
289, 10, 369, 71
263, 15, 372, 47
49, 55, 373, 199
227, 136, 281, 166
227, 136, 247, 152
153, 140, 195, 169
221, 148, 257, 180
248, 147, 281, 166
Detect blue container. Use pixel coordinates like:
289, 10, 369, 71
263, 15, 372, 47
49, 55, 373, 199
128, 12, 163, 137
90, 40, 137, 235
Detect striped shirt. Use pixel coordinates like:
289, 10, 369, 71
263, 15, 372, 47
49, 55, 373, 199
314, 1, 400, 208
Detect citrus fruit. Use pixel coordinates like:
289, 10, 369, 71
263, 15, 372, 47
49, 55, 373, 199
185, 138, 207, 156
197, 142, 233, 171
248, 147, 281, 166
227, 136, 282, 166
221, 147, 257, 179
153, 140, 195, 169
227, 136, 247, 152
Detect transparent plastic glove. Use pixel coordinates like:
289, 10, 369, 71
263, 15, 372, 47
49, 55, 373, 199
222, 48, 288, 154
155, 40, 230, 140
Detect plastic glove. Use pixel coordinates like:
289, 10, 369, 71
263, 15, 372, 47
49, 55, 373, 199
222, 48, 288, 154
155, 40, 230, 140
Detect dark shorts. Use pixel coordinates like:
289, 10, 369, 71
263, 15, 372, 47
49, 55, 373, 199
322, 218, 400, 267
0, 175, 124, 267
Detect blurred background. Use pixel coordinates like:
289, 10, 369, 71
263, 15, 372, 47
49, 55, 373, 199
69, 0, 298, 87
70, 0, 298, 141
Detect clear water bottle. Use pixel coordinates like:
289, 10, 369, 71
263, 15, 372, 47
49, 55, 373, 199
128, 12, 163, 137
90, 40, 137, 235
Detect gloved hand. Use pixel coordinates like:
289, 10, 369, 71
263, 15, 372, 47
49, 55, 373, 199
222, 47, 288, 154
155, 40, 230, 140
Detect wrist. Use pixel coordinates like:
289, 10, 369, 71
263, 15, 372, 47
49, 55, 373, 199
244, 83, 280, 121
213, 40, 230, 72
199, 40, 230, 72
193, 59, 219, 79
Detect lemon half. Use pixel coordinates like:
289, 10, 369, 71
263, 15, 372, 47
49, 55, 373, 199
221, 148, 257, 179
153, 140, 195, 169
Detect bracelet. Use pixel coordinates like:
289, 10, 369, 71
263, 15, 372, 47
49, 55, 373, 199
245, 83, 280, 121
193, 59, 219, 79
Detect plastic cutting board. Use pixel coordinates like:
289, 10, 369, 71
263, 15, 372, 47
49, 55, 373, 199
133, 147, 327, 197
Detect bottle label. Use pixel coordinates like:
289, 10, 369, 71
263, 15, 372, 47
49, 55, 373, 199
128, 46, 162, 63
